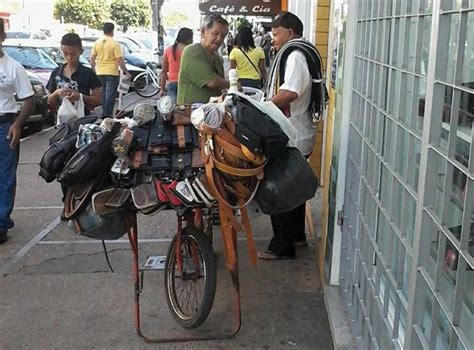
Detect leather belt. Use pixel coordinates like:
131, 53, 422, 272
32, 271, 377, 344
0, 113, 16, 124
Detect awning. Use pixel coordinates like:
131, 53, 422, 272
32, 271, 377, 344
198, 0, 281, 16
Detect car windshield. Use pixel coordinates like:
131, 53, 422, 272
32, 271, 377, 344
3, 46, 58, 70
43, 47, 89, 66
118, 37, 142, 52
137, 38, 153, 50
6, 31, 30, 39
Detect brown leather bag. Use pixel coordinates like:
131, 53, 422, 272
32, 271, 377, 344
200, 111, 266, 267
172, 106, 192, 125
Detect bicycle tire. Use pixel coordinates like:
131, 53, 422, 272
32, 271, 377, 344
164, 227, 216, 329
133, 72, 160, 98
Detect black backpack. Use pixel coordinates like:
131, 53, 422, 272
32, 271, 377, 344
277, 40, 328, 122
232, 94, 289, 158
39, 116, 98, 183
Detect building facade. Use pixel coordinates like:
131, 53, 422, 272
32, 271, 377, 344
321, 0, 473, 349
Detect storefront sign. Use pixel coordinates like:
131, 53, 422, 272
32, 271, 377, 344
199, 0, 281, 16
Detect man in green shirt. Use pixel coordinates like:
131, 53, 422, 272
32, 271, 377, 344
177, 15, 230, 104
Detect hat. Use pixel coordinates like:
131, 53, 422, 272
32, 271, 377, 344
271, 12, 303, 36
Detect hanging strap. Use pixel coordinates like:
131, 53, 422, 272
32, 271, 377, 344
101, 240, 114, 273
239, 48, 263, 82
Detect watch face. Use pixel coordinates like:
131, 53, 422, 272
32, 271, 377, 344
157, 95, 175, 115
133, 103, 156, 125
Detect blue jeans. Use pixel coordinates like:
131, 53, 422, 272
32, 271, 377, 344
0, 121, 19, 232
167, 81, 178, 103
99, 75, 120, 117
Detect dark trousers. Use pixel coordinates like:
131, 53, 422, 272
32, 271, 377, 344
239, 78, 262, 89
98, 75, 120, 117
267, 202, 306, 257
0, 120, 19, 232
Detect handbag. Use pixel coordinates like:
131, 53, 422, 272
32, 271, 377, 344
255, 147, 319, 215
58, 123, 121, 185
232, 95, 289, 158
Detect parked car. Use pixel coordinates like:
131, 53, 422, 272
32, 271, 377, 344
82, 36, 157, 69
2, 39, 58, 86
16, 71, 49, 133
6, 30, 48, 40
80, 42, 145, 81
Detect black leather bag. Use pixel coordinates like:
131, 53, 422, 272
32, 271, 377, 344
255, 147, 319, 215
39, 133, 77, 182
58, 123, 121, 185
232, 95, 288, 158
39, 115, 98, 182
49, 115, 98, 145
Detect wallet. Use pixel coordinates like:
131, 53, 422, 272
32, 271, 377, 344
150, 155, 171, 175
131, 125, 150, 150
149, 124, 172, 146
171, 152, 192, 171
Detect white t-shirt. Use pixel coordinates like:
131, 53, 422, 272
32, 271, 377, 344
0, 53, 34, 114
279, 50, 315, 156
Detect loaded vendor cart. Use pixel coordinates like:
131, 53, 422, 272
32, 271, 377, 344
38, 92, 319, 343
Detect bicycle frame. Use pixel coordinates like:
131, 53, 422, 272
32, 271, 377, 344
145, 65, 160, 88
126, 209, 242, 343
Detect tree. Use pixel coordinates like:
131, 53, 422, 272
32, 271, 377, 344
235, 17, 252, 31
163, 11, 188, 28
53, 0, 108, 29
110, 0, 151, 32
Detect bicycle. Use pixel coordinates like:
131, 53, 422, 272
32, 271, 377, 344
133, 62, 161, 98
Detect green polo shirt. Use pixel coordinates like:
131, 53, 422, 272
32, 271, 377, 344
177, 43, 224, 105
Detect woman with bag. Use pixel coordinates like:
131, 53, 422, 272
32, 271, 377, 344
159, 28, 193, 102
47, 33, 102, 123
229, 27, 266, 89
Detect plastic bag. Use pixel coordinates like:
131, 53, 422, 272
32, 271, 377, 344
57, 94, 85, 125
255, 147, 319, 215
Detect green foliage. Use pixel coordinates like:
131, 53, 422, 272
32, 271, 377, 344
53, 0, 108, 29
235, 17, 251, 31
110, 0, 151, 32
163, 11, 188, 28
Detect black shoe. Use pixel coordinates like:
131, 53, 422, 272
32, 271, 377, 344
0, 230, 8, 244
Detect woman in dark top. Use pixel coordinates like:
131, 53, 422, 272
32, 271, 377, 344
47, 33, 102, 116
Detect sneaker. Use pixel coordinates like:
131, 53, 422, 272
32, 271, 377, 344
0, 230, 8, 244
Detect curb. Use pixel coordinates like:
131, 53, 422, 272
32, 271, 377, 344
323, 284, 356, 350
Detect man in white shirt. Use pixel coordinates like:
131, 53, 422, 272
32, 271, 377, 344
258, 12, 315, 260
0, 18, 35, 243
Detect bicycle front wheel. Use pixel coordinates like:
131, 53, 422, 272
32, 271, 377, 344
164, 227, 216, 329
133, 72, 160, 98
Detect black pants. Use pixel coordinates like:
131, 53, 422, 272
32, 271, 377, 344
267, 202, 306, 257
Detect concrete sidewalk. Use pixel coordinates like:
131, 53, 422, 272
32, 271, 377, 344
0, 128, 333, 349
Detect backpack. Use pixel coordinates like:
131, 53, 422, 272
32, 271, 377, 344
277, 40, 328, 122
231, 94, 289, 158
39, 115, 98, 183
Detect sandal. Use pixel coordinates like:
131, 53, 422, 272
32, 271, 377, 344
257, 250, 295, 260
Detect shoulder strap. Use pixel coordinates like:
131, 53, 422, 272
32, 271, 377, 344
239, 48, 263, 81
